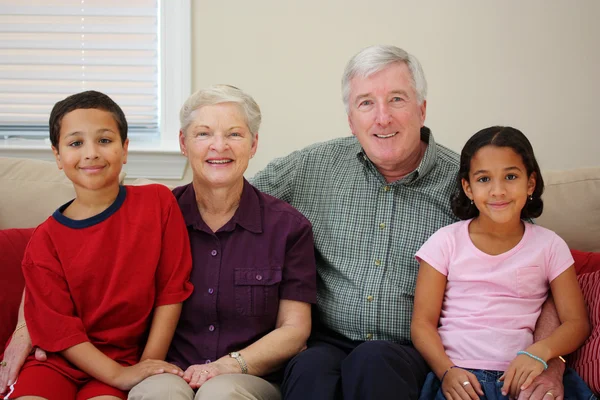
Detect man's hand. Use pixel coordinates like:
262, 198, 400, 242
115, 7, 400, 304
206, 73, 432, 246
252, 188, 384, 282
517, 359, 565, 400
0, 327, 46, 394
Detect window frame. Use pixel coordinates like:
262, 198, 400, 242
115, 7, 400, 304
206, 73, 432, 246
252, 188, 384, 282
0, 0, 191, 180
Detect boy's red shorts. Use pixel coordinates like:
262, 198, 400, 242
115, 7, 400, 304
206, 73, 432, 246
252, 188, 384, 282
6, 364, 126, 400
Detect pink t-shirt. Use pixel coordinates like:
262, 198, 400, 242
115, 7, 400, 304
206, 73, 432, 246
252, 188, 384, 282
415, 220, 573, 371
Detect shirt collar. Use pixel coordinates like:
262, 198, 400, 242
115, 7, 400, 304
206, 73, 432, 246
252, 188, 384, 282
356, 126, 438, 184
226, 179, 262, 234
178, 179, 262, 234
414, 126, 438, 180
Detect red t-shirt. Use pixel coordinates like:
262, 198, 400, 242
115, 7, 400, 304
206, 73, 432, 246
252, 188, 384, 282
22, 184, 193, 382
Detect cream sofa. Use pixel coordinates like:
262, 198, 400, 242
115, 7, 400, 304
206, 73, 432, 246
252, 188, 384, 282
1, 156, 600, 395
1, 156, 599, 252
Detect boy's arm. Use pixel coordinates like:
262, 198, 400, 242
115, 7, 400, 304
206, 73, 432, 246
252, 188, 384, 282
147, 189, 193, 354
140, 303, 182, 361
62, 342, 181, 391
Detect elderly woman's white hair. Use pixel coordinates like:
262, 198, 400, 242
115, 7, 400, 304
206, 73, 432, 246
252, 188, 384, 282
341, 45, 427, 114
179, 84, 261, 138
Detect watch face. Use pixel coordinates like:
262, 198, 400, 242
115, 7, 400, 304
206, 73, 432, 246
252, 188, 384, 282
230, 352, 240, 358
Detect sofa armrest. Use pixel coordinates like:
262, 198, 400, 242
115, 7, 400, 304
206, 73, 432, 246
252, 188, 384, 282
0, 228, 33, 353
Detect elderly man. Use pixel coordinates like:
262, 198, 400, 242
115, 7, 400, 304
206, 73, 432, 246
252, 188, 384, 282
251, 45, 566, 400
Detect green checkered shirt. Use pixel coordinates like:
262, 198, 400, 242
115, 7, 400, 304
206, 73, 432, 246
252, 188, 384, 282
251, 127, 460, 343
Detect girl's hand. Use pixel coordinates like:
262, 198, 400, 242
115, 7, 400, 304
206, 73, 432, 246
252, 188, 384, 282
183, 360, 240, 389
113, 360, 183, 390
501, 353, 546, 398
441, 367, 484, 400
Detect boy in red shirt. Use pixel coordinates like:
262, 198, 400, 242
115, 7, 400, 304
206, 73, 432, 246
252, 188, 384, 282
5, 91, 194, 400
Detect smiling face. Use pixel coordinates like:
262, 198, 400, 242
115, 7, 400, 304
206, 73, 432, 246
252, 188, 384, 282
347, 61, 427, 179
462, 145, 536, 226
52, 108, 128, 193
180, 102, 257, 189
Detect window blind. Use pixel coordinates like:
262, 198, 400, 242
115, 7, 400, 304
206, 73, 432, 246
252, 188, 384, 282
0, 0, 159, 139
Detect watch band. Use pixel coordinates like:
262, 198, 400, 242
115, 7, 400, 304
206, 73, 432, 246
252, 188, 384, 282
229, 351, 248, 374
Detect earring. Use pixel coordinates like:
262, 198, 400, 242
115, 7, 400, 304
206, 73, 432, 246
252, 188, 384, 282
529, 195, 533, 201
470, 200, 473, 205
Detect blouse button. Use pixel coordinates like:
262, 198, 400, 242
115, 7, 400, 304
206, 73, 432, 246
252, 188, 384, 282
208, 325, 215, 332
211, 250, 217, 256
256, 274, 263, 281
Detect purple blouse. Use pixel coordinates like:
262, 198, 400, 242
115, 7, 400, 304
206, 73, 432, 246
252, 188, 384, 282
167, 179, 317, 369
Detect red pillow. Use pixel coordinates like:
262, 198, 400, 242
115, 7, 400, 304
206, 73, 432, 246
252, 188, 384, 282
572, 249, 600, 275
0, 228, 34, 355
567, 270, 600, 396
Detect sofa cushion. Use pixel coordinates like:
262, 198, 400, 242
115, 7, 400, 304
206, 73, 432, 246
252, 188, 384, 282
536, 168, 600, 252
572, 249, 600, 275
0, 157, 126, 229
0, 228, 33, 355
567, 270, 600, 396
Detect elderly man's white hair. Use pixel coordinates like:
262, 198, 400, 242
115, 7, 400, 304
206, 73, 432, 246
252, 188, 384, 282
341, 45, 428, 114
179, 84, 261, 138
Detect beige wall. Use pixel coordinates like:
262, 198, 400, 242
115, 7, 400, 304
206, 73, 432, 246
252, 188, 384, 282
159, 0, 599, 186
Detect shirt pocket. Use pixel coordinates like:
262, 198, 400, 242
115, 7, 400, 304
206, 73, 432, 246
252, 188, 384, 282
385, 263, 418, 296
516, 266, 546, 297
234, 268, 282, 317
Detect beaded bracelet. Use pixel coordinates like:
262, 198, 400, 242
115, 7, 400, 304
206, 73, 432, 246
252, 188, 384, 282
440, 365, 459, 384
517, 351, 548, 370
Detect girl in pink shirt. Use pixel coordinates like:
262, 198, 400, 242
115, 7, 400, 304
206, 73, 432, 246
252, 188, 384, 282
412, 126, 592, 400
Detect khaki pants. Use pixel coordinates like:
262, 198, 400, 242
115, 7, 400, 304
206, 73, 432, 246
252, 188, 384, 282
128, 373, 281, 400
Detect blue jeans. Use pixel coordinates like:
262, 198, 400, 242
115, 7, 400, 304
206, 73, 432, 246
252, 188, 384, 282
419, 367, 596, 400
564, 368, 598, 400
420, 369, 507, 400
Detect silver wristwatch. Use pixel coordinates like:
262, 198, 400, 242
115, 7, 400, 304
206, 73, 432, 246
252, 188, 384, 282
229, 351, 248, 374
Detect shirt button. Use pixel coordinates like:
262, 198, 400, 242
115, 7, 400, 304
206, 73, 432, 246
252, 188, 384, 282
366, 333, 373, 340
374, 259, 381, 266
383, 186, 390, 192
208, 288, 214, 294
367, 295, 374, 302
379, 223, 385, 229
256, 274, 263, 281
208, 325, 215, 332
211, 249, 217, 256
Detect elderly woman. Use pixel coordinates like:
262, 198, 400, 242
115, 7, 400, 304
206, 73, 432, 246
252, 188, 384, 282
128, 84, 317, 399
0, 85, 316, 400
